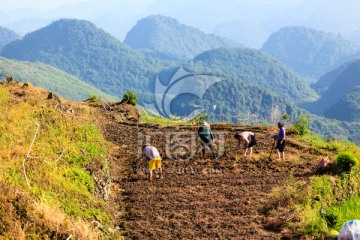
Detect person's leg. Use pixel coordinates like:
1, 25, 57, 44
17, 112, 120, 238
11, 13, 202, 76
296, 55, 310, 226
249, 147, 253, 157
159, 167, 163, 178
208, 144, 216, 159
244, 147, 248, 156
200, 139, 207, 158
149, 170, 153, 181
148, 159, 155, 181
156, 159, 163, 178
275, 141, 281, 160
280, 141, 285, 160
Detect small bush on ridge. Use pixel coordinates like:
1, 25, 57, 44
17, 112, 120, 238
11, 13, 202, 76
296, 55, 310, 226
334, 152, 358, 173
122, 90, 138, 106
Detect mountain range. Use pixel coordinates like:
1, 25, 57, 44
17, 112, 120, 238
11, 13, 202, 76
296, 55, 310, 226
2, 16, 360, 143
3, 0, 360, 48
261, 26, 360, 80
1, 19, 174, 99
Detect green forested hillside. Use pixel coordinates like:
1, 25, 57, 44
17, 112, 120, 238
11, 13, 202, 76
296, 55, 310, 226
155, 48, 360, 143
154, 47, 317, 125
261, 26, 360, 79
323, 87, 360, 122
311, 61, 353, 95
201, 79, 304, 121
0, 19, 174, 98
303, 59, 360, 117
187, 48, 318, 103
308, 114, 360, 143
124, 15, 239, 61
0, 26, 20, 47
0, 57, 118, 102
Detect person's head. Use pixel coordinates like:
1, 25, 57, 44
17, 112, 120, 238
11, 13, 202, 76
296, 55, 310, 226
203, 121, 210, 129
278, 122, 284, 128
234, 132, 241, 140
142, 143, 151, 150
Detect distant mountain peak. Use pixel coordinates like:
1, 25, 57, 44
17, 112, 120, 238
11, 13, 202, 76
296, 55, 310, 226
0, 26, 20, 46
124, 14, 240, 61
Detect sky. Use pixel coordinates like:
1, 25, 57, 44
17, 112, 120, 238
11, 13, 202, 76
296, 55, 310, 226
1, 0, 360, 48
0, 0, 90, 11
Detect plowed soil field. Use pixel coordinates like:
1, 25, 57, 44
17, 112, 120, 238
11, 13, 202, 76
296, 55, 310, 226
102, 113, 318, 239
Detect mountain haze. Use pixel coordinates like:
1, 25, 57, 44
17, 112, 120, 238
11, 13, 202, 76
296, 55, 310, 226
0, 26, 20, 47
124, 15, 240, 61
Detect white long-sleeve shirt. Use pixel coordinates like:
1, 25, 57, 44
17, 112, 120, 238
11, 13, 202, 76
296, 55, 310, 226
236, 131, 254, 148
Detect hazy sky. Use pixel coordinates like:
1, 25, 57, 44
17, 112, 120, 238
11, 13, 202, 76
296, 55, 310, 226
0, 0, 90, 11
2, 0, 360, 47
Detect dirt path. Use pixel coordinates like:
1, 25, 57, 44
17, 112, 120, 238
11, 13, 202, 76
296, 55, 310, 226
103, 118, 316, 239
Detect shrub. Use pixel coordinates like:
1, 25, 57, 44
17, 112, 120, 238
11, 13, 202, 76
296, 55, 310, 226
292, 114, 310, 135
282, 113, 290, 120
90, 94, 98, 100
122, 90, 138, 106
334, 152, 358, 173
192, 113, 208, 125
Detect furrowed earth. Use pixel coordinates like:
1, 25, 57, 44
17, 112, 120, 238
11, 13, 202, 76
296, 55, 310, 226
101, 109, 319, 239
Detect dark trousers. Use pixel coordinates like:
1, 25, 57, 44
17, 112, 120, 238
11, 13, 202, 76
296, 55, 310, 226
200, 139, 216, 159
275, 140, 285, 152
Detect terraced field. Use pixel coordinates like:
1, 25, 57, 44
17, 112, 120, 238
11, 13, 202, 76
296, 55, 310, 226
102, 112, 317, 239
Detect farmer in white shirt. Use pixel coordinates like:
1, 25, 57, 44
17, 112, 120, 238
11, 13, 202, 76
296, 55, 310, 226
143, 145, 163, 181
234, 131, 256, 157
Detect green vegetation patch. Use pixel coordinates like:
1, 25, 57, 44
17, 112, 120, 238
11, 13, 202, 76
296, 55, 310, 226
266, 130, 360, 238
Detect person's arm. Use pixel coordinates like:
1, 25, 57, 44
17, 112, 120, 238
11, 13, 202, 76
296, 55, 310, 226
244, 137, 250, 149
210, 131, 215, 141
280, 128, 285, 143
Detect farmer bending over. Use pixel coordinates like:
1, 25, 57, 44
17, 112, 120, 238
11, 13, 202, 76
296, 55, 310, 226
234, 131, 256, 157
143, 145, 163, 181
